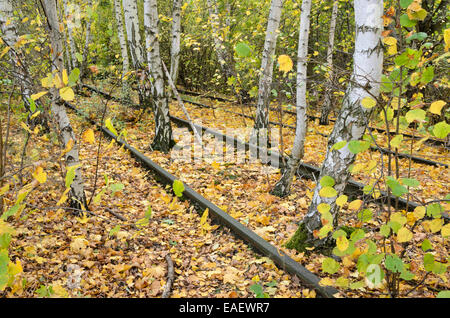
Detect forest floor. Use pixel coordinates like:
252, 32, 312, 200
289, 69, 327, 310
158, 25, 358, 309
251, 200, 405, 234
75, 81, 448, 297
2, 81, 448, 298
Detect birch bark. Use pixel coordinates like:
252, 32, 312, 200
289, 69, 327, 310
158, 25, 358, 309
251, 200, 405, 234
62, 0, 77, 72
144, 0, 174, 153
42, 0, 87, 211
0, 0, 48, 130
113, 0, 131, 99
319, 0, 339, 125
271, 0, 311, 197
252, 0, 283, 142
169, 0, 182, 85
123, 0, 145, 69
287, 0, 384, 251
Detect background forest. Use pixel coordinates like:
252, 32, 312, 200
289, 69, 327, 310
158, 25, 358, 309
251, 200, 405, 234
0, 0, 449, 299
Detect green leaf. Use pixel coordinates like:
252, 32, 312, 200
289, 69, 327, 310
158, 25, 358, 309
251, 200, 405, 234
68, 68, 80, 86
426, 203, 442, 218
420, 66, 434, 84
65, 166, 77, 188
406, 32, 427, 43
421, 239, 433, 252
400, 0, 413, 8
145, 206, 152, 219
437, 291, 450, 298
380, 224, 391, 237
399, 269, 415, 280
432, 121, 450, 139
109, 225, 120, 237
235, 43, 251, 57
386, 177, 408, 197
380, 75, 393, 93
348, 140, 370, 154
0, 234, 11, 249
75, 53, 83, 63
172, 180, 185, 197
405, 108, 426, 123
385, 254, 404, 273
366, 264, 384, 287
320, 176, 335, 187
400, 13, 417, 28
357, 209, 373, 222
322, 257, 340, 274
400, 178, 420, 188
423, 253, 434, 272
331, 140, 347, 151
109, 183, 124, 194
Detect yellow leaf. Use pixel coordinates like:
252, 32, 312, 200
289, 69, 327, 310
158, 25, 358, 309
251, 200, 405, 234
424, 219, 444, 233
76, 212, 90, 224
429, 100, 446, 115
62, 69, 69, 85
0, 46, 10, 58
441, 223, 450, 237
57, 188, 70, 205
53, 73, 63, 88
336, 235, 349, 251
397, 227, 413, 243
0, 183, 9, 196
318, 203, 331, 214
82, 129, 95, 144
30, 91, 48, 101
278, 55, 293, 73
62, 138, 74, 156
383, 36, 397, 46
32, 166, 47, 184
30, 110, 41, 119
348, 199, 363, 211
336, 195, 348, 207
361, 96, 377, 109
319, 186, 337, 198
445, 28, 450, 51
211, 161, 221, 170
413, 206, 426, 220
20, 122, 33, 134
59, 87, 74, 101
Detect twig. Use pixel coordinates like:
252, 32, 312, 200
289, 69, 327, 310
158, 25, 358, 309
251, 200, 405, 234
162, 253, 174, 298
105, 207, 127, 222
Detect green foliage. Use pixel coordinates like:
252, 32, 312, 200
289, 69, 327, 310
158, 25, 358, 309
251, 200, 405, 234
172, 180, 185, 198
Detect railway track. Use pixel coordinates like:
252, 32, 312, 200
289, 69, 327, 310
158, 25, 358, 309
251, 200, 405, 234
64, 100, 340, 298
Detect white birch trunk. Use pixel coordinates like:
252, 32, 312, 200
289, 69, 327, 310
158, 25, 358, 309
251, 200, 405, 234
123, 0, 145, 69
0, 0, 48, 129
320, 0, 339, 125
42, 0, 87, 211
291, 0, 384, 250
113, 0, 131, 99
144, 0, 174, 153
62, 0, 77, 71
169, 0, 182, 85
253, 0, 283, 135
80, 0, 93, 79
271, 0, 311, 197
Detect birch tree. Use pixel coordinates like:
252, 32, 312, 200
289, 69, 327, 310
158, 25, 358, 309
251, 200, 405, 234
80, 0, 93, 79
0, 0, 48, 130
123, 0, 145, 69
286, 0, 383, 251
62, 0, 77, 72
113, 0, 131, 98
144, 0, 174, 153
319, 0, 339, 125
252, 0, 283, 144
271, 0, 312, 198
42, 0, 87, 211
169, 0, 182, 86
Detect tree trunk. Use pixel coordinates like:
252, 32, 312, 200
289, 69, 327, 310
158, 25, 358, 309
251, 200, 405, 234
287, 0, 383, 252
123, 0, 145, 69
271, 0, 311, 198
113, 0, 131, 99
169, 0, 182, 86
144, 0, 174, 153
0, 0, 49, 131
42, 0, 87, 212
319, 0, 339, 126
62, 0, 77, 72
252, 0, 283, 144
80, 0, 93, 79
